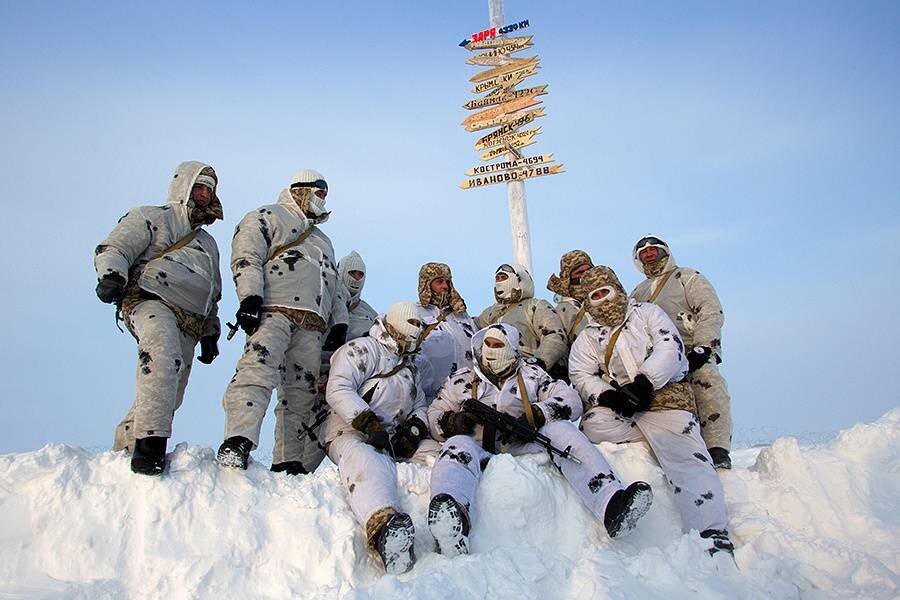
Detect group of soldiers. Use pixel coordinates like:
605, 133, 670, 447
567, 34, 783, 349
94, 161, 735, 574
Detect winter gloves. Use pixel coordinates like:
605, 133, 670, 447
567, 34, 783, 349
352, 410, 389, 452
197, 336, 219, 364
235, 295, 263, 336
95, 273, 127, 304
516, 406, 546, 431
598, 374, 654, 418
322, 323, 348, 352
687, 346, 712, 373
438, 410, 479, 438
390, 416, 428, 459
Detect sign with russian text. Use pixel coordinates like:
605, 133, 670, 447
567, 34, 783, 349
458, 164, 564, 189
465, 153, 554, 177
462, 85, 548, 110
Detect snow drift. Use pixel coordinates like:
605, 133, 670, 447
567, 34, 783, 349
1, 409, 898, 599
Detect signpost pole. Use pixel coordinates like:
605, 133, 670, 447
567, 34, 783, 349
488, 0, 533, 274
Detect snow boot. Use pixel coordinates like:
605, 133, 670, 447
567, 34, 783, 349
130, 436, 167, 476
428, 493, 471, 557
374, 512, 416, 574
708, 447, 732, 470
701, 528, 735, 556
604, 481, 653, 538
270, 461, 308, 476
217, 436, 253, 469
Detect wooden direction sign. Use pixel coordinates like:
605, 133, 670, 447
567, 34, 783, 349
465, 153, 554, 177
463, 84, 548, 111
478, 127, 541, 160
475, 112, 543, 149
464, 107, 545, 132
462, 93, 541, 127
466, 35, 532, 51
467, 40, 534, 65
459, 163, 564, 189
469, 56, 538, 83
471, 62, 538, 94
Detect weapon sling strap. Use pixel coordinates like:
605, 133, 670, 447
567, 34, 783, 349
516, 370, 536, 427
269, 227, 316, 261
647, 269, 677, 303
489, 302, 518, 324
566, 303, 588, 343
359, 356, 416, 402
603, 325, 626, 373
416, 309, 452, 350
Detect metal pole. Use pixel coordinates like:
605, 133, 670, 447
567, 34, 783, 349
488, 0, 533, 274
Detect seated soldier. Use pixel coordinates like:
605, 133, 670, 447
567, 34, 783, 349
569, 266, 734, 555
546, 249, 595, 380
425, 323, 654, 557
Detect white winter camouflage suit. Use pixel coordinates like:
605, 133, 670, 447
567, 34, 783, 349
629, 235, 732, 451
476, 264, 568, 369
324, 318, 427, 538
222, 188, 348, 466
95, 161, 222, 451
569, 300, 729, 534
428, 324, 631, 527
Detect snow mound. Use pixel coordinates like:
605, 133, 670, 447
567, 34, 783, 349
1, 409, 898, 599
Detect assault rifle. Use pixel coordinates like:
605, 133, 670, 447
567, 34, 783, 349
297, 407, 330, 442
463, 398, 582, 464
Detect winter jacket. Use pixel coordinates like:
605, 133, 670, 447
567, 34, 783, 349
569, 300, 694, 413
347, 296, 378, 340
231, 189, 348, 328
476, 265, 567, 367
553, 297, 590, 345
427, 324, 582, 444
323, 318, 427, 445
629, 236, 724, 358
94, 160, 222, 339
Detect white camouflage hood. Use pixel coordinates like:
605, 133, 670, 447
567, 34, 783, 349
633, 233, 676, 277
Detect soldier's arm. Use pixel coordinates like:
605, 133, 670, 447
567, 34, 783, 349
230, 211, 273, 302
94, 208, 153, 280
639, 303, 688, 387
684, 272, 725, 353
568, 333, 615, 406
531, 299, 568, 367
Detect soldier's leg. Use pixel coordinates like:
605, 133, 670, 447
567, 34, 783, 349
690, 362, 733, 452
273, 328, 323, 468
125, 300, 188, 441
430, 436, 489, 514
221, 312, 293, 448
580, 406, 646, 445
171, 331, 197, 420
634, 409, 729, 534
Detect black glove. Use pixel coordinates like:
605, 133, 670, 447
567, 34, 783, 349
547, 361, 570, 383
351, 410, 389, 452
197, 335, 219, 364
516, 406, 546, 431
687, 346, 712, 373
390, 416, 428, 459
322, 323, 348, 352
617, 374, 654, 415
235, 295, 263, 336
596, 389, 638, 418
438, 410, 479, 438
95, 273, 127, 304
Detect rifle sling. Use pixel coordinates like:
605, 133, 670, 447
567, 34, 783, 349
647, 269, 677, 303
416, 308, 452, 350
566, 303, 588, 343
489, 302, 518, 324
603, 325, 626, 373
269, 227, 316, 262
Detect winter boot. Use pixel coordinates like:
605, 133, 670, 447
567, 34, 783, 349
217, 436, 253, 469
428, 493, 471, 557
130, 436, 167, 476
604, 481, 653, 538
270, 461, 308, 476
374, 512, 417, 574
708, 447, 732, 470
701, 528, 735, 556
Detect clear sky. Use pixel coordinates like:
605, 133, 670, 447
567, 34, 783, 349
1, 1, 898, 454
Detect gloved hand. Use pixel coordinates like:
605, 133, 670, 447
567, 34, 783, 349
687, 346, 712, 373
235, 295, 263, 336
438, 410, 479, 438
516, 406, 546, 430
618, 374, 654, 415
351, 410, 389, 452
95, 273, 127, 304
390, 416, 428, 459
322, 323, 348, 352
197, 336, 219, 364
596, 389, 637, 418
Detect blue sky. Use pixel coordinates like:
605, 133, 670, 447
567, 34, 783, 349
0, 1, 898, 453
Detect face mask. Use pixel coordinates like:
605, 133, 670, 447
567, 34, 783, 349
308, 193, 328, 218
384, 302, 423, 353
586, 285, 628, 327
481, 338, 517, 376
345, 273, 364, 297
494, 270, 520, 303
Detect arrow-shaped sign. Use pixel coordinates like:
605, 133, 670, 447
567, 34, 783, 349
465, 153, 555, 177
469, 56, 538, 83
467, 41, 534, 65
475, 112, 543, 149
463, 84, 548, 111
465, 35, 532, 51
459, 163, 565, 189
465, 107, 545, 132
479, 131, 540, 161
471, 62, 539, 94
462, 93, 542, 127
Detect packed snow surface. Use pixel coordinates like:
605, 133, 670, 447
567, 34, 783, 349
1, 409, 898, 599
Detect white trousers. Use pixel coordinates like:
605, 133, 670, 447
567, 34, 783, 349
581, 407, 728, 533
113, 300, 196, 452
430, 421, 625, 524
328, 433, 401, 529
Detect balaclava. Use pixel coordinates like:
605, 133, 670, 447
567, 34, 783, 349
290, 169, 329, 221
493, 263, 533, 304
547, 249, 593, 300
633, 234, 671, 277
581, 266, 629, 327
338, 251, 366, 301
187, 166, 223, 226
417, 262, 467, 312
480, 326, 517, 379
384, 301, 423, 354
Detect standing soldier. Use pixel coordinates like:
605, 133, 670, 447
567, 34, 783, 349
94, 160, 223, 476
629, 234, 733, 469
546, 249, 594, 380
217, 169, 348, 473
476, 263, 567, 372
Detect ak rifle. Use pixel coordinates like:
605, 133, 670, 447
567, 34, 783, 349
463, 398, 582, 464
